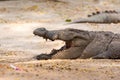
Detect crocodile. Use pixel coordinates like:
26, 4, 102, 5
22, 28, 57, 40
69, 10, 120, 24
33, 28, 120, 60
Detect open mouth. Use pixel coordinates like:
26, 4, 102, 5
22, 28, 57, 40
35, 36, 72, 60
42, 36, 72, 50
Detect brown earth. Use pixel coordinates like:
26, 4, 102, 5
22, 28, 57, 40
0, 0, 120, 80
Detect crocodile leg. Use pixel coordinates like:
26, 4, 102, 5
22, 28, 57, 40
80, 33, 114, 59
92, 41, 120, 59
92, 52, 109, 59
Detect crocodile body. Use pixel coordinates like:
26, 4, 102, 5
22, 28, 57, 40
69, 10, 120, 23
33, 28, 120, 60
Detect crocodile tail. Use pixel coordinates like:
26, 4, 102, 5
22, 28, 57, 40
69, 18, 95, 24
67, 10, 119, 24
88, 10, 118, 17
68, 19, 88, 24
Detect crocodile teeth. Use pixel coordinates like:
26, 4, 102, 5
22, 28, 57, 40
45, 38, 48, 41
43, 37, 47, 41
43, 37, 53, 41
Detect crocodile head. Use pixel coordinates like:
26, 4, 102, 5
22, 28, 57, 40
33, 28, 91, 60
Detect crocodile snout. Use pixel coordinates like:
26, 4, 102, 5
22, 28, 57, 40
33, 28, 47, 36
33, 28, 59, 41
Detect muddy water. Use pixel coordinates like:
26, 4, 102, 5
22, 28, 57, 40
0, 0, 120, 60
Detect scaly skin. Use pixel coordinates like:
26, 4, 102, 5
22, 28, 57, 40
69, 10, 120, 24
33, 28, 120, 60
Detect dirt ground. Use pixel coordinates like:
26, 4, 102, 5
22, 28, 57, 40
0, 0, 120, 80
